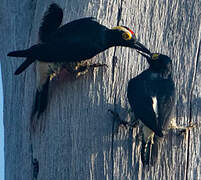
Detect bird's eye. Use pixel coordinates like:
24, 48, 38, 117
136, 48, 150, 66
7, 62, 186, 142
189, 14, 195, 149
122, 32, 132, 40
152, 53, 159, 60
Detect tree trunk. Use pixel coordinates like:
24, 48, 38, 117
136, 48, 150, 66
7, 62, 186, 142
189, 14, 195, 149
0, 0, 200, 180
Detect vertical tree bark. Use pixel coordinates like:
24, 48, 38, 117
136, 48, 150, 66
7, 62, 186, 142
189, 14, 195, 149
0, 0, 200, 180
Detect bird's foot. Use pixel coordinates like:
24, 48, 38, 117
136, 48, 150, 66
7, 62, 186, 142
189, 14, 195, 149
108, 109, 127, 127
128, 118, 139, 128
74, 62, 107, 78
169, 121, 197, 136
51, 62, 107, 80
108, 109, 127, 134
87, 63, 108, 69
108, 109, 138, 133
48, 63, 62, 81
49, 72, 57, 81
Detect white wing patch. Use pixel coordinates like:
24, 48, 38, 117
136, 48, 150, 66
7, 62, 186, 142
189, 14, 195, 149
152, 96, 158, 118
140, 97, 158, 144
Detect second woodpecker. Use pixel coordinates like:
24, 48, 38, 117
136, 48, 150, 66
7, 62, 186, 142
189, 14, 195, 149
127, 52, 175, 165
109, 52, 175, 165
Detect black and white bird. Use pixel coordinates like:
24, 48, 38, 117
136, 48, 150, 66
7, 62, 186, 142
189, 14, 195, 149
127, 52, 175, 165
7, 3, 150, 125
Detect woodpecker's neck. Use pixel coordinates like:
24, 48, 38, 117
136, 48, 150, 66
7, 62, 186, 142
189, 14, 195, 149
149, 63, 173, 79
149, 69, 172, 80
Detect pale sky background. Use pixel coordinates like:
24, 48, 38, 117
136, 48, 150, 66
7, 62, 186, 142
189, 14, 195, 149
0, 66, 5, 179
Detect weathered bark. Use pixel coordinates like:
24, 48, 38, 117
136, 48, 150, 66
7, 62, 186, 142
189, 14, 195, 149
0, 0, 200, 180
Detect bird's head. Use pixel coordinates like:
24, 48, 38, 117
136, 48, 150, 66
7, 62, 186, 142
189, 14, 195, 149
137, 51, 172, 77
109, 26, 150, 54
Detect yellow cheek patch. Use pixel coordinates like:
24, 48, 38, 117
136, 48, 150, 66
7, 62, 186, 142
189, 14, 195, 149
112, 26, 132, 41
152, 53, 159, 60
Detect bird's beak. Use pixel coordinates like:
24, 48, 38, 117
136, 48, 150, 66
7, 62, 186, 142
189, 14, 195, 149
133, 41, 151, 55
136, 50, 151, 59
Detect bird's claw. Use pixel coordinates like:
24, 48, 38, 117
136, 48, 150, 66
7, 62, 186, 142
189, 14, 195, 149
178, 122, 198, 136
89, 63, 108, 68
73, 62, 107, 78
169, 121, 198, 137
108, 109, 127, 128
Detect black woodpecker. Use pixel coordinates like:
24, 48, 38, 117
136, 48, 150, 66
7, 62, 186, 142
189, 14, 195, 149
7, 3, 150, 128
127, 52, 175, 166
7, 6, 150, 72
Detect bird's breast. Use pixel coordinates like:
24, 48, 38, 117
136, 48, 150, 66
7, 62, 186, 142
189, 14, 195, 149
149, 72, 161, 80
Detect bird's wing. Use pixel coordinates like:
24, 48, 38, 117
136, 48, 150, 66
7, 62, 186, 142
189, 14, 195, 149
35, 3, 63, 117
157, 82, 175, 131
39, 3, 63, 42
151, 87, 175, 165
22, 37, 103, 62
51, 17, 105, 40
127, 77, 163, 137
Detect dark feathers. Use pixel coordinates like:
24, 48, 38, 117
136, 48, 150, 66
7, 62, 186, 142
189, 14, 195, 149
127, 63, 175, 137
127, 72, 166, 137
39, 3, 63, 42
8, 4, 149, 75
7, 49, 29, 57
127, 53, 175, 165
7, 17, 107, 72
31, 4, 63, 121
15, 57, 35, 75
31, 78, 50, 120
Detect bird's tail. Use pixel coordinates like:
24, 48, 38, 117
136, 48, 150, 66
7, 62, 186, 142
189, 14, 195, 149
7, 49, 29, 57
141, 139, 151, 166
31, 78, 50, 132
15, 57, 35, 75
150, 136, 163, 165
141, 135, 163, 166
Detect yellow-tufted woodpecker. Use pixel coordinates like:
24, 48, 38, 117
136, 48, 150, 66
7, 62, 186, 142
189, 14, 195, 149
7, 3, 150, 130
127, 52, 175, 165
109, 51, 175, 166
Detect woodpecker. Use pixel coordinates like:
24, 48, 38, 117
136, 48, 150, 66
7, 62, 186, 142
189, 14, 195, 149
7, 3, 150, 126
7, 6, 150, 73
127, 52, 175, 165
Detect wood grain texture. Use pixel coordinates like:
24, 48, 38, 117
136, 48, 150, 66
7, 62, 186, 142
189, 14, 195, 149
0, 0, 200, 180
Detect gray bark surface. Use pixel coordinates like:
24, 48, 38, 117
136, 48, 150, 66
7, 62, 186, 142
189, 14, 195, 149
0, 0, 200, 180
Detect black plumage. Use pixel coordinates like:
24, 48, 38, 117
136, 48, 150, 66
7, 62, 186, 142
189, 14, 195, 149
7, 3, 150, 129
30, 4, 64, 126
127, 52, 175, 165
39, 3, 63, 42
8, 5, 150, 74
